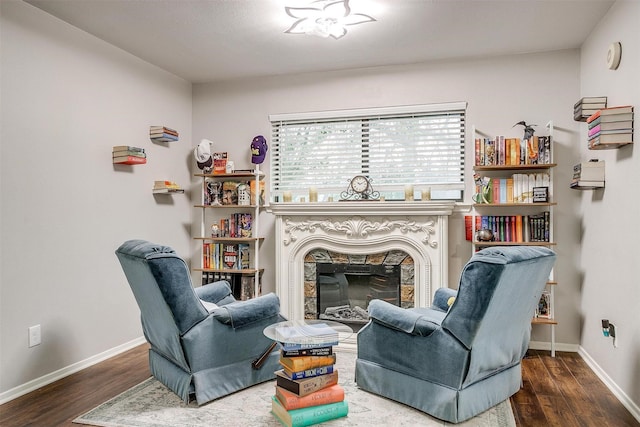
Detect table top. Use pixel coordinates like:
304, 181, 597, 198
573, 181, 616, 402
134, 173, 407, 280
263, 319, 353, 345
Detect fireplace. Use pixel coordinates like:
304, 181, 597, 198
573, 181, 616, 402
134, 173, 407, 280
306, 249, 413, 330
267, 201, 455, 326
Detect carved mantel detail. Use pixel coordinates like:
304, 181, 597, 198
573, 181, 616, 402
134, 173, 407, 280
283, 216, 438, 248
266, 201, 455, 320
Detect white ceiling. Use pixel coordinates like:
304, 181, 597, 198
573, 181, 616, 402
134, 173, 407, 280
24, 0, 615, 84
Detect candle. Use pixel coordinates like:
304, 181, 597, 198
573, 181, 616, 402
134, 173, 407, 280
404, 185, 414, 201
309, 187, 318, 202
300, 196, 306, 203
422, 187, 431, 201
327, 196, 334, 202
283, 191, 292, 202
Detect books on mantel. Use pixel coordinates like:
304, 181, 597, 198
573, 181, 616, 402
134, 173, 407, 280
113, 145, 146, 165
574, 96, 607, 122
586, 106, 634, 149
270, 322, 347, 427
149, 126, 179, 142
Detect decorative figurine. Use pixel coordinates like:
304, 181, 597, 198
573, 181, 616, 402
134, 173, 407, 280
513, 121, 536, 140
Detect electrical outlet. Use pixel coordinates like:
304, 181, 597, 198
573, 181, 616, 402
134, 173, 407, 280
28, 325, 41, 347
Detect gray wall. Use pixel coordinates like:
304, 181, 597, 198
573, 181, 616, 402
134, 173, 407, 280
1, 1, 193, 397
578, 0, 640, 411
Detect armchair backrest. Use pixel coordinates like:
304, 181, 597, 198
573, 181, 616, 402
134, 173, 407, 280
441, 246, 556, 386
115, 240, 209, 371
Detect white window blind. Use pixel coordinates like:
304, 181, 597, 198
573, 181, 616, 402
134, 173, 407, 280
269, 102, 466, 201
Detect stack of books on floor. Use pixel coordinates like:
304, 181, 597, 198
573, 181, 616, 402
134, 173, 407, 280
271, 323, 348, 427
574, 96, 607, 121
149, 126, 179, 142
587, 106, 634, 149
113, 145, 146, 165
153, 180, 184, 194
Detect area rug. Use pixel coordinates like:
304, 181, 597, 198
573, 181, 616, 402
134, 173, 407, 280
74, 350, 515, 427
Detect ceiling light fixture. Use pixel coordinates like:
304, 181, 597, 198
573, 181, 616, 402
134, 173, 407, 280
284, 0, 376, 40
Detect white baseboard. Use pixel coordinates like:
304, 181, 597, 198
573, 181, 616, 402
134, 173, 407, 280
529, 340, 580, 353
578, 346, 640, 423
0, 336, 146, 405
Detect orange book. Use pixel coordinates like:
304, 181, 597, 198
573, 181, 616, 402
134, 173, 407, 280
275, 384, 345, 410
516, 215, 523, 242
279, 354, 336, 372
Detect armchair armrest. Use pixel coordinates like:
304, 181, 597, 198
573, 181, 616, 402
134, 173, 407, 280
432, 287, 458, 312
211, 293, 280, 328
368, 300, 444, 337
195, 280, 236, 306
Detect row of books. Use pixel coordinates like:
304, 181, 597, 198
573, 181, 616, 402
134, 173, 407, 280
112, 145, 146, 165
574, 96, 607, 122
211, 213, 252, 238
202, 271, 256, 300
465, 213, 551, 243
474, 173, 550, 204
586, 106, 634, 149
271, 323, 347, 427
202, 243, 250, 270
474, 135, 551, 166
149, 125, 178, 142
152, 180, 184, 194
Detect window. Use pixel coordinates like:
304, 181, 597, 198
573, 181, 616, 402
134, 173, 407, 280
269, 102, 466, 201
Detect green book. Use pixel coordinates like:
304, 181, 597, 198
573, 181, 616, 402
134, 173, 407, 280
271, 396, 348, 427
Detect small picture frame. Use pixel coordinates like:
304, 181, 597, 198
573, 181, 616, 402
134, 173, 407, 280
533, 186, 549, 203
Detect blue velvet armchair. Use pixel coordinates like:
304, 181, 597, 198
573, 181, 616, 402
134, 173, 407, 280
115, 239, 285, 405
355, 246, 556, 423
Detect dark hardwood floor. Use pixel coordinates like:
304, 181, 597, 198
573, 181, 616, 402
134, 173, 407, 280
0, 345, 637, 426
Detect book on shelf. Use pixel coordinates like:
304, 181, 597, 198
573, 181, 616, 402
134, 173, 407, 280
587, 113, 634, 124
279, 354, 337, 373
113, 145, 144, 153
536, 290, 552, 319
572, 161, 604, 181
150, 133, 179, 142
250, 179, 266, 206
271, 395, 348, 427
587, 119, 633, 131
221, 180, 241, 205
275, 369, 339, 396
239, 275, 255, 300
113, 149, 147, 158
204, 179, 223, 206
586, 105, 634, 123
570, 180, 605, 188
113, 155, 147, 165
281, 346, 333, 358
275, 384, 345, 411
588, 132, 633, 146
238, 243, 250, 269
213, 152, 228, 175
223, 244, 238, 269
150, 125, 178, 135
153, 180, 182, 193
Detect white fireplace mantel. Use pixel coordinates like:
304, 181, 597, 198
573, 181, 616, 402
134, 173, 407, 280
266, 201, 455, 320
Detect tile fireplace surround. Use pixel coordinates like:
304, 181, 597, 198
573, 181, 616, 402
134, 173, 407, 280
267, 201, 455, 323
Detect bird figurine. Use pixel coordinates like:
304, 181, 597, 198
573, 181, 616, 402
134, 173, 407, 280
513, 121, 536, 140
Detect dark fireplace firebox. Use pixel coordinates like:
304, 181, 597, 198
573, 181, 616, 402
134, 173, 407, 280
315, 262, 401, 327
